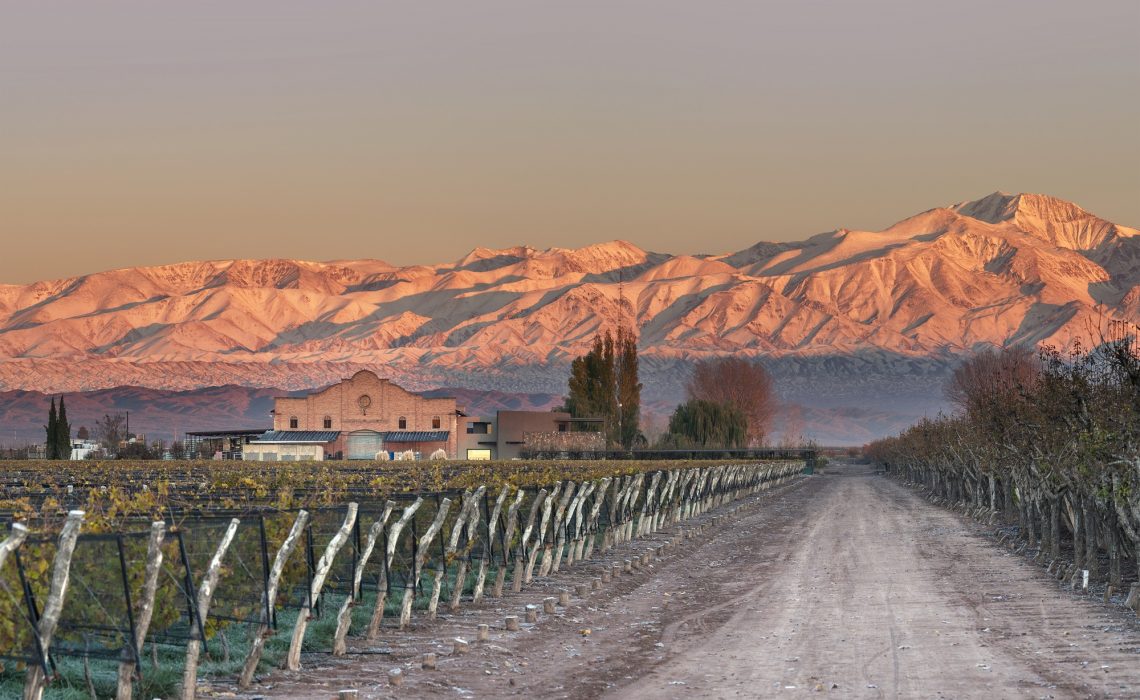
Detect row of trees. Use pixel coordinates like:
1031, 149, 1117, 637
867, 335, 1140, 589
563, 327, 642, 448
43, 396, 72, 459
562, 330, 779, 449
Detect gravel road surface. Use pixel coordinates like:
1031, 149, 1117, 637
227, 463, 1140, 699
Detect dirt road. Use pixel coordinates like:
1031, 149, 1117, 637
232, 464, 1140, 699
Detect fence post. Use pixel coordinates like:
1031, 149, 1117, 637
116, 521, 166, 700
179, 517, 239, 700
473, 486, 508, 603
496, 489, 526, 595
286, 504, 358, 671
513, 490, 542, 597
23, 510, 84, 700
333, 502, 393, 655
240, 509, 309, 688
449, 486, 487, 612
400, 498, 452, 629
367, 497, 422, 640
430, 489, 476, 617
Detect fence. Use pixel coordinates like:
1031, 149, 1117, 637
0, 459, 803, 699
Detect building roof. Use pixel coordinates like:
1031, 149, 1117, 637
382, 430, 450, 443
186, 429, 271, 437
253, 430, 341, 444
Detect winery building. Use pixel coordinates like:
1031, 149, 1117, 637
243, 370, 460, 461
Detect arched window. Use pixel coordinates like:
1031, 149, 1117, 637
289, 416, 298, 429
398, 416, 407, 430
323, 416, 333, 429
432, 416, 441, 429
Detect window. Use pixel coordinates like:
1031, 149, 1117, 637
398, 416, 407, 430
432, 416, 441, 429
323, 416, 333, 429
466, 422, 490, 435
289, 416, 298, 429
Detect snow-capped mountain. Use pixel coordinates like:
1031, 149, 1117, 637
0, 192, 1135, 443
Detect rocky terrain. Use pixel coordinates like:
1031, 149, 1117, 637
1, 192, 1134, 443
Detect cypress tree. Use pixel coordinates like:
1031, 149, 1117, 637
56, 395, 71, 459
45, 398, 58, 460
615, 326, 641, 449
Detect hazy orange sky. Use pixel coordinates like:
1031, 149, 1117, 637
3, 0, 1137, 284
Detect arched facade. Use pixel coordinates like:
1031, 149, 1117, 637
267, 371, 459, 459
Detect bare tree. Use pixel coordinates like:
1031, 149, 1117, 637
685, 357, 777, 446
944, 346, 1041, 416
94, 413, 127, 454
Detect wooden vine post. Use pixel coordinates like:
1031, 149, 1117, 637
240, 509, 310, 688
180, 517, 240, 700
0, 522, 29, 572
515, 490, 544, 597
545, 482, 577, 576
430, 489, 482, 618
23, 510, 84, 700
286, 503, 358, 671
366, 497, 423, 640
399, 498, 452, 629
528, 485, 559, 582
333, 502, 394, 655
115, 520, 166, 700
583, 477, 611, 561
472, 485, 509, 603
494, 489, 524, 595
449, 485, 487, 612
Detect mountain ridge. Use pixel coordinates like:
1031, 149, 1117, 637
0, 191, 1135, 443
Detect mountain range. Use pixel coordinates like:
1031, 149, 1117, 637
1, 192, 1135, 444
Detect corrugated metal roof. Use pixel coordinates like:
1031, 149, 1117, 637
253, 430, 341, 444
383, 430, 450, 443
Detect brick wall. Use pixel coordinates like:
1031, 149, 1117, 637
272, 370, 459, 457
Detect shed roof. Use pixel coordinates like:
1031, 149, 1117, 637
253, 430, 341, 444
382, 430, 450, 443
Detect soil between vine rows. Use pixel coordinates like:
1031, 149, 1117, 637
207, 463, 1140, 699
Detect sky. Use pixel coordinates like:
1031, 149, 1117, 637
2, 0, 1138, 284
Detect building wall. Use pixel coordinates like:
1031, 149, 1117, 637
495, 411, 573, 460
458, 415, 498, 460
272, 370, 459, 457
244, 443, 325, 461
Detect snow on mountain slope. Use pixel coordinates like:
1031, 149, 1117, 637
0, 193, 1135, 397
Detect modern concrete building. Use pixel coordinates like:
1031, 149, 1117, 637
458, 410, 604, 460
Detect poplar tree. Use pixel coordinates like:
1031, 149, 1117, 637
564, 327, 641, 448
55, 395, 71, 459
45, 398, 58, 460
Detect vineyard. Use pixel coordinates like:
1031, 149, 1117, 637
868, 338, 1140, 606
0, 457, 805, 699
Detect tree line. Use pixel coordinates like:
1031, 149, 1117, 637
562, 328, 778, 449
867, 332, 1140, 590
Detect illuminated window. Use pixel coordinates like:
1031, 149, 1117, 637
398, 416, 407, 430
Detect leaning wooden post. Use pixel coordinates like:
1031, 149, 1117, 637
449, 485, 487, 612
431, 489, 482, 617
285, 504, 358, 671
515, 490, 544, 597
545, 483, 577, 575
582, 478, 611, 561
239, 510, 309, 688
0, 522, 29, 572
472, 486, 509, 603
333, 503, 393, 655
23, 511, 84, 700
567, 481, 595, 565
116, 521, 166, 700
529, 485, 560, 582
400, 498, 452, 629
179, 517, 239, 700
366, 497, 422, 640
497, 489, 526, 595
